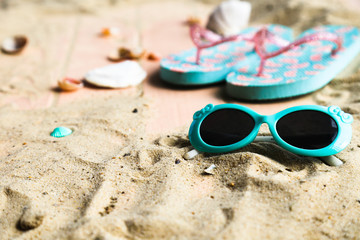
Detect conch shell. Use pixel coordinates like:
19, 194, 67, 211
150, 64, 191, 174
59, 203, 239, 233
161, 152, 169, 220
1, 35, 28, 54
206, 0, 251, 36
58, 77, 83, 92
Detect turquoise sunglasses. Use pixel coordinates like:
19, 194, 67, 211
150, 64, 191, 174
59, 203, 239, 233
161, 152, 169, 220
188, 104, 353, 166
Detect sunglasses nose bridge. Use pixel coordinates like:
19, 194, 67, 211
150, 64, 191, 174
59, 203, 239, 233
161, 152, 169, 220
252, 114, 268, 132
258, 114, 271, 124
257, 115, 276, 132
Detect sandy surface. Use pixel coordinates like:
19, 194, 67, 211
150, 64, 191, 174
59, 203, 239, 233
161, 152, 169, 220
0, 0, 360, 239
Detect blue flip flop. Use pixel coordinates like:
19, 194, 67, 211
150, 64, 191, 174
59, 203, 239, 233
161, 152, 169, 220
226, 25, 360, 100
160, 24, 293, 85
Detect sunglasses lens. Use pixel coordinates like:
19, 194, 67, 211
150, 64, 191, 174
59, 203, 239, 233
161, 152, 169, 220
200, 109, 255, 146
276, 110, 338, 150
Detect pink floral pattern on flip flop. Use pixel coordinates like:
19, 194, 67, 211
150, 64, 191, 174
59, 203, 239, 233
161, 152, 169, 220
161, 24, 293, 75
284, 70, 297, 77
310, 54, 322, 61
237, 75, 255, 81
227, 25, 360, 91
287, 62, 309, 69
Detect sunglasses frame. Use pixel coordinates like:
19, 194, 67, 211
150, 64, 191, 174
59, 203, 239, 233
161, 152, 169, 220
189, 104, 353, 157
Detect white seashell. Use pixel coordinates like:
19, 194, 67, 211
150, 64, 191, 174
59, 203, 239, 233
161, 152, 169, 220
206, 0, 251, 36
184, 149, 199, 160
1, 35, 28, 54
320, 156, 343, 167
204, 164, 216, 175
85, 61, 147, 88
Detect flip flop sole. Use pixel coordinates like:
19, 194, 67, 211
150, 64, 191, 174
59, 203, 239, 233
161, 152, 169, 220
226, 25, 360, 100
160, 66, 231, 85
160, 25, 293, 86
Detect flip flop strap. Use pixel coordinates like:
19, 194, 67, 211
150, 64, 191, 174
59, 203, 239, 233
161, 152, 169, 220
190, 24, 240, 64
190, 24, 290, 65
253, 30, 343, 76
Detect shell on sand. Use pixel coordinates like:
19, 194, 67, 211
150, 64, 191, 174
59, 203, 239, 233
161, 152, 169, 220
147, 52, 161, 61
85, 61, 147, 88
185, 16, 202, 26
58, 77, 83, 92
100, 27, 120, 37
204, 164, 216, 175
107, 47, 146, 62
118, 47, 146, 60
1, 35, 28, 54
50, 127, 72, 138
206, 0, 251, 36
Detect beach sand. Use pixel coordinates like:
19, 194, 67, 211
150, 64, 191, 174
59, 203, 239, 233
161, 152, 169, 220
0, 0, 360, 239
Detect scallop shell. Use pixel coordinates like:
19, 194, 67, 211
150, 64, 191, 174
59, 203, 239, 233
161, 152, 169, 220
58, 77, 83, 92
85, 61, 147, 88
206, 0, 251, 36
51, 127, 72, 138
1, 35, 28, 54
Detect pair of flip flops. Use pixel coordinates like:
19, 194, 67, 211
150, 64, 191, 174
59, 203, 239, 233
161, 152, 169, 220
160, 24, 360, 100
